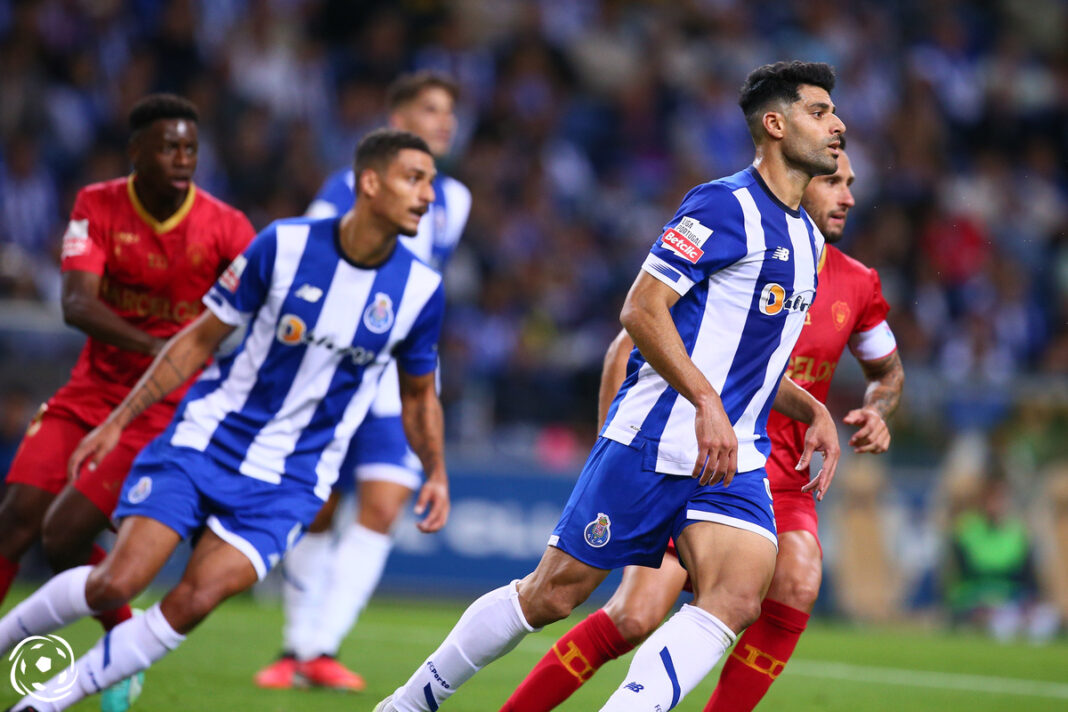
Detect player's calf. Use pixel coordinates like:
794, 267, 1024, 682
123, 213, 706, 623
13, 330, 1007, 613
0, 484, 54, 562
39, 488, 112, 573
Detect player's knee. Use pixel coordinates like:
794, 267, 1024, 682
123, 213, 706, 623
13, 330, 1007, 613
696, 590, 763, 631
607, 607, 659, 646
85, 566, 138, 611
772, 567, 821, 611
359, 497, 404, 533
40, 525, 87, 572
163, 582, 224, 632
0, 493, 46, 557
522, 585, 581, 628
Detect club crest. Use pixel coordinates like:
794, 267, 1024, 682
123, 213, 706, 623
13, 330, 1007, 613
363, 292, 394, 334
128, 476, 152, 504
584, 512, 612, 548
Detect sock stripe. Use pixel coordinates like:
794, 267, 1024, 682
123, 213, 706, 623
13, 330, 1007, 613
659, 646, 681, 710
422, 682, 440, 711
103, 631, 112, 668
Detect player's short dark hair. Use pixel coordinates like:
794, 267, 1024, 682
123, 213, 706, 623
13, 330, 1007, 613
385, 71, 459, 111
128, 94, 199, 135
738, 61, 836, 139
353, 128, 432, 192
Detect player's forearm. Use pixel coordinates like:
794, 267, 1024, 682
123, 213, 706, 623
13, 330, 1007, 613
63, 293, 164, 355
859, 350, 904, 419
597, 330, 633, 430
110, 316, 219, 428
772, 375, 825, 425
401, 389, 447, 481
620, 296, 718, 411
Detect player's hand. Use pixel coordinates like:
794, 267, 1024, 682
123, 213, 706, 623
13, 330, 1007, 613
693, 397, 737, 487
842, 407, 890, 454
68, 419, 123, 481
413, 474, 449, 533
799, 405, 840, 501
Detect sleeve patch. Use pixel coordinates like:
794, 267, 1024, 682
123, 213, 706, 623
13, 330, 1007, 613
659, 216, 713, 264
61, 219, 90, 259
219, 254, 248, 292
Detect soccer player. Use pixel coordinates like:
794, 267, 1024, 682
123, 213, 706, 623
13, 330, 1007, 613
0, 94, 253, 707
374, 60, 845, 712
255, 71, 471, 691
0, 129, 449, 712
499, 138, 905, 712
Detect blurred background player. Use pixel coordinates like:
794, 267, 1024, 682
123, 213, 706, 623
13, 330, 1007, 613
499, 139, 905, 712
376, 60, 843, 712
0, 93, 253, 710
255, 71, 471, 691
0, 128, 449, 712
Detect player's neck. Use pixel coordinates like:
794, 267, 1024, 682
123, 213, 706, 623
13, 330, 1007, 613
338, 209, 397, 267
131, 176, 188, 223
751, 153, 809, 211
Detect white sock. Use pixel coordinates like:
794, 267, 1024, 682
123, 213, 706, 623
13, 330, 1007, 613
11, 603, 185, 712
281, 531, 334, 660
600, 604, 736, 711
0, 566, 94, 656
307, 522, 393, 657
390, 581, 536, 712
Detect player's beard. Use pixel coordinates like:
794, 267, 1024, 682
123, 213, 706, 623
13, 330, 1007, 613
784, 137, 838, 179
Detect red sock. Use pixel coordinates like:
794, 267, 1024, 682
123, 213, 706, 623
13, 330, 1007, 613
499, 609, 634, 712
86, 544, 133, 631
0, 553, 19, 604
704, 598, 809, 712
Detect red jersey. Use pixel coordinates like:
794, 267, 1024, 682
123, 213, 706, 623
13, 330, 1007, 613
58, 176, 254, 423
766, 244, 894, 490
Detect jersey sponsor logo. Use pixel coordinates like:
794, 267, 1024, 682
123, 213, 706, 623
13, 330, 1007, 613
61, 219, 90, 259
220, 255, 247, 292
127, 476, 152, 504
294, 284, 323, 303
758, 284, 814, 316
832, 300, 851, 331
785, 354, 836, 384
276, 313, 377, 366
115, 231, 140, 245
146, 253, 169, 270
584, 512, 612, 548
771, 246, 790, 261
660, 216, 712, 264
99, 279, 202, 323
363, 292, 394, 334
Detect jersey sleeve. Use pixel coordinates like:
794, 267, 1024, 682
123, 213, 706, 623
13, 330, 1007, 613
59, 189, 107, 275
222, 210, 256, 264
641, 183, 748, 296
848, 267, 897, 361
304, 169, 354, 218
394, 282, 445, 376
203, 225, 277, 326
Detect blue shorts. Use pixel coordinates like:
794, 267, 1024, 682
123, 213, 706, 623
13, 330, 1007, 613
549, 438, 777, 570
334, 414, 422, 493
114, 438, 325, 580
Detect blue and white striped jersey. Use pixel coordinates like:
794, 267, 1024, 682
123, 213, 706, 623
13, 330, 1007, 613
167, 216, 445, 500
602, 166, 825, 475
305, 167, 471, 272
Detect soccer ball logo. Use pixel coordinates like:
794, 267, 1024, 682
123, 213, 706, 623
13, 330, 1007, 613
8, 635, 78, 702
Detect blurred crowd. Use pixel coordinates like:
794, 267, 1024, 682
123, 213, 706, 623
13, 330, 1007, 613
0, 0, 1066, 443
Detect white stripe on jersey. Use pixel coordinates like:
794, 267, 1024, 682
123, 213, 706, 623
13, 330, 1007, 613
239, 257, 374, 483
312, 259, 442, 496
172, 224, 310, 464
654, 187, 770, 474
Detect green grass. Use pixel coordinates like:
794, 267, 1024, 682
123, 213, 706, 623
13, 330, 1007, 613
2, 586, 1067, 711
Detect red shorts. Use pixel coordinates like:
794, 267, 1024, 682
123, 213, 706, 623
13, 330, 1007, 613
5, 384, 173, 517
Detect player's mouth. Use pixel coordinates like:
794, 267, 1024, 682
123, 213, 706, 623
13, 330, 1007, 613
170, 177, 192, 191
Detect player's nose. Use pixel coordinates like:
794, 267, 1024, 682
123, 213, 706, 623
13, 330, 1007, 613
841, 186, 855, 208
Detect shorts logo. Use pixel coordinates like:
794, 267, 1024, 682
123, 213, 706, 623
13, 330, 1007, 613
758, 284, 813, 316
659, 216, 712, 264
219, 255, 247, 292
584, 513, 612, 548
363, 293, 394, 334
128, 476, 152, 505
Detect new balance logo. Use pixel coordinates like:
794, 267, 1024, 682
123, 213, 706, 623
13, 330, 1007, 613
624, 682, 644, 693
772, 246, 790, 261
295, 284, 323, 303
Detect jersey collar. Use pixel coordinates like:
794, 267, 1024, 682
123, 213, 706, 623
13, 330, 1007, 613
126, 174, 197, 234
817, 244, 828, 274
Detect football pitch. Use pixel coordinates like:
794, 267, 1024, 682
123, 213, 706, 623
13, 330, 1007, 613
3, 588, 1067, 712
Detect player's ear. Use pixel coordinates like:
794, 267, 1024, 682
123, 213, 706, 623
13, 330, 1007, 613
762, 109, 786, 141
357, 167, 380, 198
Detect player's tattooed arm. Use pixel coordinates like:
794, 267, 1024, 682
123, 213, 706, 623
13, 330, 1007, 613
399, 369, 449, 532
858, 350, 904, 420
